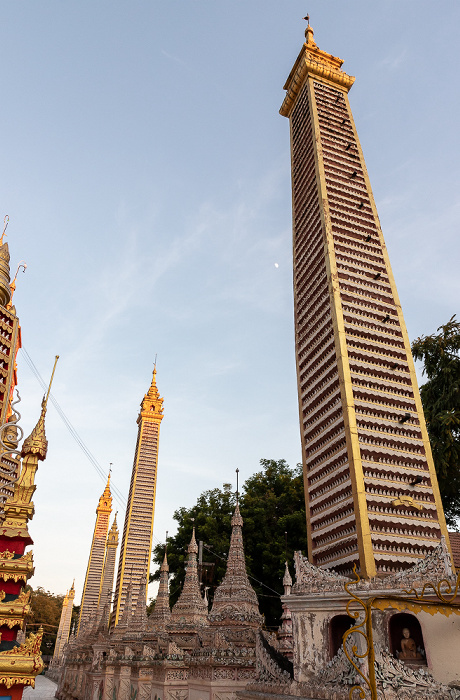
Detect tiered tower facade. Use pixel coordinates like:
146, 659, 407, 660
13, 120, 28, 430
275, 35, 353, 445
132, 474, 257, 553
0, 237, 22, 509
53, 582, 75, 661
112, 369, 163, 626
0, 366, 58, 699
281, 24, 450, 577
97, 514, 118, 612
78, 476, 112, 632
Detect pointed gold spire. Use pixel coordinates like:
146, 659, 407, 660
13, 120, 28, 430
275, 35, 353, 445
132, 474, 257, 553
2, 356, 59, 540
7, 262, 27, 310
140, 366, 164, 417
0, 236, 11, 308
97, 473, 112, 515
22, 355, 59, 460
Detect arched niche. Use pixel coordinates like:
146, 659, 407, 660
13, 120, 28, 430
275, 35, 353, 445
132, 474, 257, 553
329, 614, 356, 658
388, 612, 426, 663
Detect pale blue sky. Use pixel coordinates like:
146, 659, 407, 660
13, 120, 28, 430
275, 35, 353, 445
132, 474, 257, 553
2, 2, 459, 600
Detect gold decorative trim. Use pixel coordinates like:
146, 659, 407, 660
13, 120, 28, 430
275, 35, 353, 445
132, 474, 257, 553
343, 565, 460, 700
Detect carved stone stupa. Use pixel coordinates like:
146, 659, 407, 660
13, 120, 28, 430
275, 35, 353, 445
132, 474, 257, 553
209, 503, 262, 627
171, 526, 208, 626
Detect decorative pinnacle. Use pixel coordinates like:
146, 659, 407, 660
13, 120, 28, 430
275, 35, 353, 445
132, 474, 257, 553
8, 261, 27, 304
236, 468, 239, 505
0, 216, 8, 246
22, 355, 59, 459
102, 473, 112, 498
188, 522, 198, 554
283, 561, 293, 588
303, 14, 316, 46
231, 501, 243, 528
44, 355, 59, 410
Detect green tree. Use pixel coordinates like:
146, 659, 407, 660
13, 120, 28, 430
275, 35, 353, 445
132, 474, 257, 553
26, 586, 64, 655
412, 315, 460, 527
151, 459, 307, 628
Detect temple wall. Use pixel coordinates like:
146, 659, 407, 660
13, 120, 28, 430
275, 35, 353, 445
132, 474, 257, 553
288, 588, 460, 688
417, 611, 460, 685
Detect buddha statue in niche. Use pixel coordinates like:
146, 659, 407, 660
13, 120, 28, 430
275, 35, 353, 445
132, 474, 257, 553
399, 627, 422, 660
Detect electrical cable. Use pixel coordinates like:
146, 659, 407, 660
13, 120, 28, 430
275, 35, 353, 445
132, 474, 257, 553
202, 543, 282, 596
20, 348, 168, 553
20, 347, 127, 509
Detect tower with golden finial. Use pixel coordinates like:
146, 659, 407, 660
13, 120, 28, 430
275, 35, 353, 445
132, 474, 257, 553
0, 356, 58, 700
281, 20, 451, 577
0, 218, 24, 512
78, 475, 113, 633
111, 367, 164, 627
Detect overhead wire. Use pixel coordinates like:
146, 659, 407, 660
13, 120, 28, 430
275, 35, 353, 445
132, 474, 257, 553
20, 348, 167, 552
202, 543, 282, 596
20, 349, 189, 554
20, 347, 127, 509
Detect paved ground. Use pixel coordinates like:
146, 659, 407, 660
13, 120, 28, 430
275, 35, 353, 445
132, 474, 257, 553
23, 675, 57, 700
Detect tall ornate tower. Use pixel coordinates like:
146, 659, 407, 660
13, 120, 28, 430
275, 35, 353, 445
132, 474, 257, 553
97, 513, 119, 612
0, 359, 58, 699
281, 23, 450, 577
78, 476, 112, 632
112, 368, 163, 626
0, 232, 23, 511
53, 581, 75, 661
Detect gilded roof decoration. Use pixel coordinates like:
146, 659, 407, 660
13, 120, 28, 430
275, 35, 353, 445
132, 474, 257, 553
280, 23, 355, 117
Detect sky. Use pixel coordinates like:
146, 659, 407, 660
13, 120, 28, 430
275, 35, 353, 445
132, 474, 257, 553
1, 1, 459, 604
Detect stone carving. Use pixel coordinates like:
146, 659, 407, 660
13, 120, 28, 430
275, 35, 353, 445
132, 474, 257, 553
212, 668, 235, 680
316, 646, 361, 687
166, 690, 187, 700
55, 504, 262, 700
399, 628, 422, 660
373, 648, 460, 699
171, 528, 208, 626
292, 537, 456, 597
149, 549, 171, 627
132, 569, 148, 631
209, 505, 262, 627
292, 550, 348, 594
166, 669, 187, 681
254, 632, 292, 686
214, 693, 236, 700
392, 536, 454, 586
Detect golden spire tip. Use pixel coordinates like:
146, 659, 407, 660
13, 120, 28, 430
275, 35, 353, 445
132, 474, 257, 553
43, 355, 59, 410
0, 215, 9, 246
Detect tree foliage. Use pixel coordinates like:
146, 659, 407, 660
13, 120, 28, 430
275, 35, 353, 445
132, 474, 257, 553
151, 459, 307, 628
26, 586, 64, 654
412, 315, 460, 526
